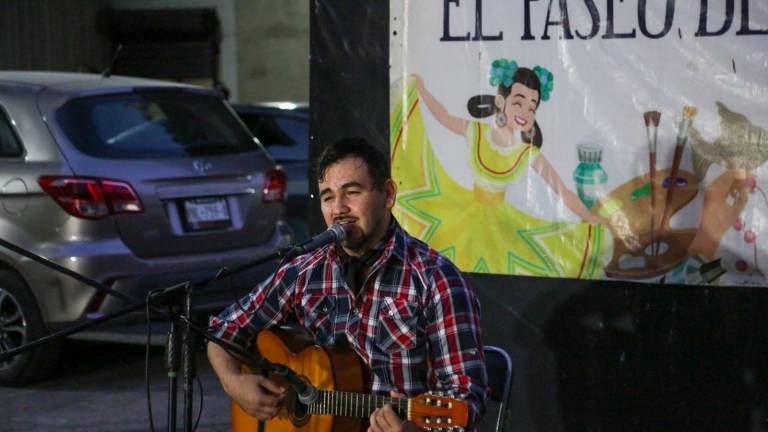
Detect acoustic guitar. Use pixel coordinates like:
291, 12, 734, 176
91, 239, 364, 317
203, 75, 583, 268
231, 327, 469, 431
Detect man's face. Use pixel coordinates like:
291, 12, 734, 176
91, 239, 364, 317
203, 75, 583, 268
318, 157, 396, 256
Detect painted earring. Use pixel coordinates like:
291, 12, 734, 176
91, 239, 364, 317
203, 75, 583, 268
495, 112, 507, 127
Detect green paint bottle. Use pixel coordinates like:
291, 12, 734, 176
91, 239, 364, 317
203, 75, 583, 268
572, 143, 608, 209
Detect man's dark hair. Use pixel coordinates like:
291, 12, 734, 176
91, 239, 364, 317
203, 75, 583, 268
314, 138, 391, 190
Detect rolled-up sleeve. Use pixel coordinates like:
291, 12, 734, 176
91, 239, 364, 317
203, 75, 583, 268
425, 261, 488, 427
208, 261, 299, 348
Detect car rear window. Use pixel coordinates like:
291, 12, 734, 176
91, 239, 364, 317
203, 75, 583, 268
238, 111, 308, 162
0, 107, 23, 158
257, 116, 308, 162
56, 91, 258, 159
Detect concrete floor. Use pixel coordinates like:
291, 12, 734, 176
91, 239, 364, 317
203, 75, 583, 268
0, 340, 231, 432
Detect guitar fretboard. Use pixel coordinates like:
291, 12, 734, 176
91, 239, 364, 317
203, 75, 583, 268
306, 390, 408, 419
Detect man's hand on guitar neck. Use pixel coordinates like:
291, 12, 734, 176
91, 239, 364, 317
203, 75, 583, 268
368, 391, 425, 432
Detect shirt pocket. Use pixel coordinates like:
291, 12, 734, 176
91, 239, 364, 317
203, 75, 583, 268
300, 295, 335, 340
375, 297, 423, 353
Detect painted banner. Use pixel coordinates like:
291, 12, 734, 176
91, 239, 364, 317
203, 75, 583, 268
389, 1, 768, 286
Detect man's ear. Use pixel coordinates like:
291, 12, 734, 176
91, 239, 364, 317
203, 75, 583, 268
384, 179, 397, 209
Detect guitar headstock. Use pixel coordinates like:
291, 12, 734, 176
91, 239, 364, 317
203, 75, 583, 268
408, 391, 469, 431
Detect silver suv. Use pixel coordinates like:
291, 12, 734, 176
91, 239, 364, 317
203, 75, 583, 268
0, 72, 290, 384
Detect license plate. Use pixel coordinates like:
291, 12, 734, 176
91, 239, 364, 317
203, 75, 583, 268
182, 197, 231, 231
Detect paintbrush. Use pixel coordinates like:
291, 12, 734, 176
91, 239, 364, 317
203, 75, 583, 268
644, 111, 661, 259
656, 106, 698, 258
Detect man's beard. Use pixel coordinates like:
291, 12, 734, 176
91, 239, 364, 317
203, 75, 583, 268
337, 212, 387, 253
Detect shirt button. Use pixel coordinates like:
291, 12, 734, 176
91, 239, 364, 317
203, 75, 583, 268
388, 310, 395, 316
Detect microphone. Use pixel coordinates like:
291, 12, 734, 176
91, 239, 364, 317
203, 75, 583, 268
282, 223, 346, 260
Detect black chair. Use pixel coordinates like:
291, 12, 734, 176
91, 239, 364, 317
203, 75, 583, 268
484, 345, 513, 432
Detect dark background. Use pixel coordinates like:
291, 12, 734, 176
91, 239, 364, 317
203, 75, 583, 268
309, 1, 768, 430
1, 0, 765, 430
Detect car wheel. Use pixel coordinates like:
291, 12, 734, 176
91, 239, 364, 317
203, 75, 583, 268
0, 270, 60, 385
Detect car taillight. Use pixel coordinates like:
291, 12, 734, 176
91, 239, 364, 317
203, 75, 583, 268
38, 176, 144, 220
263, 168, 287, 203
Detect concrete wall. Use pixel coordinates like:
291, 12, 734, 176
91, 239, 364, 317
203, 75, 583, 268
110, 0, 310, 103
1, 0, 309, 103
235, 0, 309, 103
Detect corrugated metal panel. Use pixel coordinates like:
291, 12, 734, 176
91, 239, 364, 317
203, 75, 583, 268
0, 0, 112, 72
114, 41, 217, 80
101, 8, 220, 82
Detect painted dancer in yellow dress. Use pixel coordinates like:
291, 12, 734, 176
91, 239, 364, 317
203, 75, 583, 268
391, 60, 610, 277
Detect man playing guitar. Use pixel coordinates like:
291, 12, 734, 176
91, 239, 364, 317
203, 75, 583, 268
208, 138, 488, 431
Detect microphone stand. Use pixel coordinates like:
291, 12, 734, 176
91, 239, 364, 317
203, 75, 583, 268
0, 236, 310, 432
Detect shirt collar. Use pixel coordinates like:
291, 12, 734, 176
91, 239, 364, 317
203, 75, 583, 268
387, 218, 408, 263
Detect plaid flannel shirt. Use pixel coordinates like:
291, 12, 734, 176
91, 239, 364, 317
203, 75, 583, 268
209, 221, 488, 425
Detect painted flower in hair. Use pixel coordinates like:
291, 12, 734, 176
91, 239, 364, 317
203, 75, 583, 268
489, 59, 518, 87
533, 65, 554, 101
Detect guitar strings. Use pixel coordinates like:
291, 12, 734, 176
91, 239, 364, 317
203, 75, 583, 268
307, 389, 406, 418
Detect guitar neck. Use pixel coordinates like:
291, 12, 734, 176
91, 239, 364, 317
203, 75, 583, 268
306, 390, 408, 419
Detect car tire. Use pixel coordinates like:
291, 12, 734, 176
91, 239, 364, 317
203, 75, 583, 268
0, 270, 61, 385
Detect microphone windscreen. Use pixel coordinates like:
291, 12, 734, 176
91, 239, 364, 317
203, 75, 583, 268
328, 223, 346, 241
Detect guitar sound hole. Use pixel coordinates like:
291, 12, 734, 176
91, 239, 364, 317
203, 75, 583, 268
287, 392, 310, 427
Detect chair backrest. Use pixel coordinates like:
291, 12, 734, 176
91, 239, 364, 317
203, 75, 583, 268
484, 345, 513, 432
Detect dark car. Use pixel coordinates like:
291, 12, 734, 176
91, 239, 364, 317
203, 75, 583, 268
231, 102, 309, 242
0, 72, 291, 383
